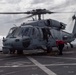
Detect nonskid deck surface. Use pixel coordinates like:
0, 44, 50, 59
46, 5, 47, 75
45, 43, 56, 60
0, 46, 76, 75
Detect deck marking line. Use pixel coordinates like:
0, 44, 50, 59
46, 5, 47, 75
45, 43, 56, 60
43, 56, 76, 60
27, 56, 57, 75
0, 63, 76, 67
44, 63, 76, 66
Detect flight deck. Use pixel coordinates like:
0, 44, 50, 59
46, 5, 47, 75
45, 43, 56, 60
0, 46, 76, 75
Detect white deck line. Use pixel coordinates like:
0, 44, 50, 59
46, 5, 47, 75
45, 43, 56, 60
27, 56, 57, 75
44, 56, 76, 60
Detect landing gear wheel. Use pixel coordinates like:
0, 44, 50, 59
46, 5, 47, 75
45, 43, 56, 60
47, 47, 52, 53
10, 49, 15, 54
70, 43, 73, 48
17, 50, 23, 54
3, 49, 9, 54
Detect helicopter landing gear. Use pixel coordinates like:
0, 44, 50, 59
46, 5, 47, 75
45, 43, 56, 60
58, 44, 64, 55
69, 43, 73, 48
17, 50, 23, 54
3, 48, 9, 54
46, 47, 52, 53
9, 49, 15, 54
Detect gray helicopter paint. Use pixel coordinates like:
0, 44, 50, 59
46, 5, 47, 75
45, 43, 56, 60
50, 29, 75, 43
22, 19, 66, 29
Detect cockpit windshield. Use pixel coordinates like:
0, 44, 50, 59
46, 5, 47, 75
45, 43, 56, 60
7, 26, 31, 38
6, 27, 17, 38
14, 27, 30, 37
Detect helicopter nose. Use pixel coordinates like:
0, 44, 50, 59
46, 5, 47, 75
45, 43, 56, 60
22, 38, 30, 48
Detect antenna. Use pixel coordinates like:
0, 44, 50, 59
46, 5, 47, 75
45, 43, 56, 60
32, 17, 35, 21
13, 24, 17, 27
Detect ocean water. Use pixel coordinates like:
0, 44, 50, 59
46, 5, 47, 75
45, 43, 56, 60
0, 36, 5, 51
0, 39, 2, 51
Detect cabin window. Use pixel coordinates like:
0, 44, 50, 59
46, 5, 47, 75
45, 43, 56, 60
32, 28, 35, 35
31, 28, 39, 38
21, 27, 31, 37
23, 28, 29, 36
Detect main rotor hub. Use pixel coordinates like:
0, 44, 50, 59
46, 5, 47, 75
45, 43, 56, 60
27, 9, 53, 20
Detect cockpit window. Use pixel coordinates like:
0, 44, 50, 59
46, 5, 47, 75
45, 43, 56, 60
6, 27, 17, 38
17, 27, 32, 37
9, 29, 14, 34
32, 28, 35, 35
13, 27, 30, 37
6, 27, 31, 38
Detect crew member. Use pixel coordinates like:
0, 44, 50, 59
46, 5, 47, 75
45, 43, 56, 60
42, 28, 52, 53
42, 28, 51, 42
56, 40, 65, 55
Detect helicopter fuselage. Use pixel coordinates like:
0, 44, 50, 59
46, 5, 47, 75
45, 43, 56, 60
2, 25, 75, 54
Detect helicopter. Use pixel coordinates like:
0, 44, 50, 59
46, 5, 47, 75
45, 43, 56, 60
1, 9, 76, 55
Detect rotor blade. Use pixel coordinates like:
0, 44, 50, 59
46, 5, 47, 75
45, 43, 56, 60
48, 11, 76, 14
15, 14, 34, 21
67, 20, 74, 32
6, 15, 34, 23
66, 14, 75, 32
0, 10, 75, 15
0, 12, 31, 14
43, 9, 76, 14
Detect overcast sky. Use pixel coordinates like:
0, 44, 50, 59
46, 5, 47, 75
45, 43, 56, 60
0, 0, 76, 36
